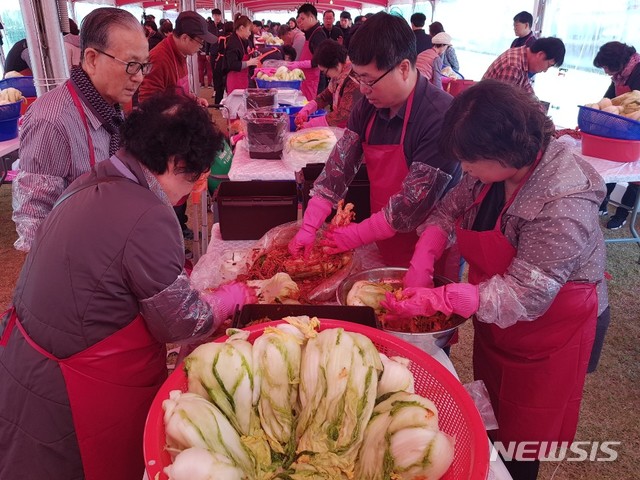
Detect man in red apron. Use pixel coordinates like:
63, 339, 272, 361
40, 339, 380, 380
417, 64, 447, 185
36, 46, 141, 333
383, 81, 606, 480
138, 10, 213, 107
294, 4, 328, 101
288, 12, 461, 279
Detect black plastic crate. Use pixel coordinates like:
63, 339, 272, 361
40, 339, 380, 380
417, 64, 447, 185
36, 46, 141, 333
218, 181, 298, 240
299, 163, 371, 222
233, 304, 380, 329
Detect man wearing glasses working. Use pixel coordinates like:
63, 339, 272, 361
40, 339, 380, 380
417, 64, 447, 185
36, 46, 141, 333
289, 12, 461, 279
138, 10, 213, 108
13, 7, 150, 252
138, 10, 215, 244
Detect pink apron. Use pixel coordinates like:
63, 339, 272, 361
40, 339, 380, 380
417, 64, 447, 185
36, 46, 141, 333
455, 156, 597, 458
299, 26, 323, 101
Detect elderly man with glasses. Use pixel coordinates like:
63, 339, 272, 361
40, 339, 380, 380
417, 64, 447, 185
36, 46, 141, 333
12, 7, 150, 252
289, 12, 461, 281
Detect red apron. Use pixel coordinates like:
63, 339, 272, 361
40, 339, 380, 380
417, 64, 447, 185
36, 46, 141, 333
1, 308, 167, 480
67, 81, 96, 167
615, 84, 631, 96
362, 90, 460, 278
226, 34, 250, 93
455, 160, 597, 458
299, 26, 323, 101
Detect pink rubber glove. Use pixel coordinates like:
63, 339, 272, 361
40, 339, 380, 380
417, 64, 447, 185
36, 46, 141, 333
321, 210, 396, 254
202, 282, 258, 325
295, 100, 317, 128
288, 60, 312, 69
288, 196, 333, 257
381, 284, 479, 320
302, 114, 329, 129
404, 226, 449, 288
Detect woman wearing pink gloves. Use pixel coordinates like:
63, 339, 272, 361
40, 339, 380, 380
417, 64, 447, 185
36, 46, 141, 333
384, 80, 608, 480
294, 39, 362, 129
0, 93, 255, 480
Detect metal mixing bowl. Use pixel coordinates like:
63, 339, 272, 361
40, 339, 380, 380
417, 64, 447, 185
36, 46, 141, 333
336, 267, 469, 355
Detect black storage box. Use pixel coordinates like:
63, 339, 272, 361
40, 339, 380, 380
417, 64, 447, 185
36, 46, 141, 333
218, 181, 298, 240
299, 163, 371, 222
233, 304, 380, 329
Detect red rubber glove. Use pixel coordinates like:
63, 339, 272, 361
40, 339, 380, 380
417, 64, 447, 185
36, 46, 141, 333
288, 196, 332, 257
321, 210, 396, 254
287, 60, 312, 69
404, 226, 449, 288
201, 282, 258, 324
295, 100, 317, 128
302, 114, 329, 129
381, 284, 479, 321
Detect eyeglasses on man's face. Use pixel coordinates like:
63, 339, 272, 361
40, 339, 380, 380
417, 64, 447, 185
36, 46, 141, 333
351, 64, 398, 90
94, 48, 153, 75
189, 36, 205, 47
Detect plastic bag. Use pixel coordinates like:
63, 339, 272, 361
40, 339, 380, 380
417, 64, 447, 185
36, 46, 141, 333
385, 162, 453, 232
281, 126, 343, 172
190, 221, 359, 303
242, 107, 289, 159
244, 88, 277, 110
463, 380, 499, 431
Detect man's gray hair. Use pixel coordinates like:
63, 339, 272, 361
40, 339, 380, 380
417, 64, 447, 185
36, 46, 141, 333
80, 7, 144, 61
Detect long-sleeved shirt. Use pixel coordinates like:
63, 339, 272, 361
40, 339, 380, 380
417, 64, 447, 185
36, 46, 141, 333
422, 140, 608, 324
441, 45, 459, 71
482, 46, 533, 95
416, 48, 444, 89
138, 35, 188, 102
312, 74, 460, 232
314, 63, 362, 128
511, 32, 537, 48
12, 80, 113, 251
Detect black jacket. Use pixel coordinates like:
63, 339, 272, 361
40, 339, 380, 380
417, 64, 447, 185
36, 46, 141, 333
414, 30, 432, 54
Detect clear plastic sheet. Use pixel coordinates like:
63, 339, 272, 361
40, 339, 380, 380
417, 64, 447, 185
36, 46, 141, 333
310, 128, 363, 204
139, 270, 215, 344
12, 169, 66, 252
281, 126, 343, 172
190, 221, 359, 303
384, 163, 453, 233
241, 108, 289, 158
463, 380, 498, 431
477, 257, 562, 329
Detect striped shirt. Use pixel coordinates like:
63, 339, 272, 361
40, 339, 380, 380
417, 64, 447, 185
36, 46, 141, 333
12, 81, 114, 251
482, 46, 534, 95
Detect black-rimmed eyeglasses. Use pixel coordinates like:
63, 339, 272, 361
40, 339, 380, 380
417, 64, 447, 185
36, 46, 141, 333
94, 48, 153, 76
351, 64, 397, 89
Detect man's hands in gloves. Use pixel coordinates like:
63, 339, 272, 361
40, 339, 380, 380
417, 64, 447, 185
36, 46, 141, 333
288, 196, 332, 257
320, 210, 395, 254
381, 284, 479, 321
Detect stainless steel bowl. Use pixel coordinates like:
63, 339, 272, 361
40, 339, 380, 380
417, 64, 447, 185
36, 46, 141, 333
336, 267, 469, 355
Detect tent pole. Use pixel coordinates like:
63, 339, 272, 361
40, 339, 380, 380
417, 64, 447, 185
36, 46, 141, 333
18, 0, 69, 96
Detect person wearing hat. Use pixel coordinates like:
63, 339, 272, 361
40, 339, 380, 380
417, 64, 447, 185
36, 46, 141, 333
138, 10, 215, 107
429, 22, 459, 71
416, 32, 451, 89
138, 10, 217, 245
